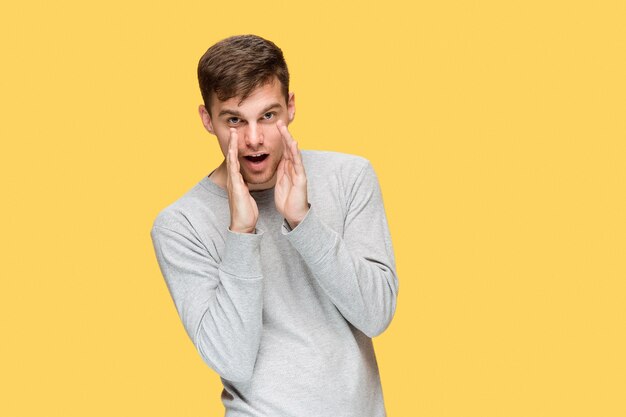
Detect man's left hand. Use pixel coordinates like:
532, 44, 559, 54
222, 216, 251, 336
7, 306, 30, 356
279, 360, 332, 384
274, 120, 309, 229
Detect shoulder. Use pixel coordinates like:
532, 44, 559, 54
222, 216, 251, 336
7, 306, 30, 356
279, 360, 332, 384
300, 150, 382, 208
301, 149, 370, 166
301, 150, 372, 180
151, 179, 216, 235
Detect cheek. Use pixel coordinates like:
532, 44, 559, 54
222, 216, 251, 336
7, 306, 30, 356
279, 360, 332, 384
266, 129, 284, 150
216, 133, 231, 155
215, 126, 240, 153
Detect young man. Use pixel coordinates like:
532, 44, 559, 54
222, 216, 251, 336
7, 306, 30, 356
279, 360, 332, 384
150, 34, 399, 416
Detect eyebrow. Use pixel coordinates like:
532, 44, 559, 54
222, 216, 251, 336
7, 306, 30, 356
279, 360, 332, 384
218, 102, 283, 118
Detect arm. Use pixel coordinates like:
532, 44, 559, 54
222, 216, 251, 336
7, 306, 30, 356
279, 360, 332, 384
274, 121, 398, 337
150, 128, 264, 382
282, 160, 399, 338
150, 223, 264, 382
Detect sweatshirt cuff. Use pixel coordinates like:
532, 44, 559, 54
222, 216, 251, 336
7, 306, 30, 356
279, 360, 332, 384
281, 205, 337, 265
220, 227, 264, 278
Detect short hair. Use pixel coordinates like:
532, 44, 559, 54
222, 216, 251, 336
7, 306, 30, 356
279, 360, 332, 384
197, 34, 290, 113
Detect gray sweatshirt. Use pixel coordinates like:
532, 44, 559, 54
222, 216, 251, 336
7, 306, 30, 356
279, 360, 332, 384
150, 150, 399, 416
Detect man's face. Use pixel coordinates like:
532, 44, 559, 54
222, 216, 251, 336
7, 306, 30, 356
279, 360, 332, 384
201, 78, 295, 190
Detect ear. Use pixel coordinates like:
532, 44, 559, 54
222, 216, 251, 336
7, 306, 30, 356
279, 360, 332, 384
198, 104, 215, 135
287, 92, 296, 124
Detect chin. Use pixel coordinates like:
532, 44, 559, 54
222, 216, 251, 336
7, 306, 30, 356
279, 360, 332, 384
242, 160, 279, 186
242, 169, 276, 186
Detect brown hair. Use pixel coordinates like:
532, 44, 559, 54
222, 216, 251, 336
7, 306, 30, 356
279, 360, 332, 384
197, 34, 290, 114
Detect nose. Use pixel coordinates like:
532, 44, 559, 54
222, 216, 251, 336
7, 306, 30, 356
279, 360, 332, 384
244, 123, 264, 148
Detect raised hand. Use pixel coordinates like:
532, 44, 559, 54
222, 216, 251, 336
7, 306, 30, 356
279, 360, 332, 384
226, 128, 259, 233
274, 120, 309, 229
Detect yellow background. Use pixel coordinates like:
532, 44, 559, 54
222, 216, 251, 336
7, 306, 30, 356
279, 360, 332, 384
1, 0, 625, 415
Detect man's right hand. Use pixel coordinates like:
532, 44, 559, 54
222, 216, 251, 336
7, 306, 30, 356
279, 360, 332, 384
226, 128, 258, 234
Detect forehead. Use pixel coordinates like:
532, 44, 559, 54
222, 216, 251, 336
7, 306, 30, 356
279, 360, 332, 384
210, 79, 286, 117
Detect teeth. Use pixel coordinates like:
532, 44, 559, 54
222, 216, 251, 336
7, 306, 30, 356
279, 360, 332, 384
250, 153, 264, 157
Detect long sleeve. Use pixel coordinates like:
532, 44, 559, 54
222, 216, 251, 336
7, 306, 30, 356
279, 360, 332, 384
282, 160, 399, 338
150, 220, 264, 382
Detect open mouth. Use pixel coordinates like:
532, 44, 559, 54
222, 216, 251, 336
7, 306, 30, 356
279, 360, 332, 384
244, 153, 269, 163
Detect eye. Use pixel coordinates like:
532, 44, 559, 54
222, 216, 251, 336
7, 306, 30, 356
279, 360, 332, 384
227, 117, 241, 125
262, 112, 275, 121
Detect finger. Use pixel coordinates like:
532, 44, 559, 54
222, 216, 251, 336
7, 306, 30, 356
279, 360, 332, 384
280, 158, 290, 183
276, 119, 304, 178
228, 129, 247, 195
226, 129, 233, 188
228, 128, 240, 175
289, 157, 298, 184
282, 138, 292, 165
286, 159, 294, 183
277, 120, 294, 162
277, 119, 295, 145
290, 139, 305, 177
281, 134, 290, 162
276, 157, 286, 183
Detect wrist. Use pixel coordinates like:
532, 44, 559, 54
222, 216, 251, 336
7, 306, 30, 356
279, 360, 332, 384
286, 203, 310, 230
229, 224, 256, 234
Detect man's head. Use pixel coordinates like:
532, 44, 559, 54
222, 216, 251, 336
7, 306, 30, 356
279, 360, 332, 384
197, 34, 295, 190
198, 34, 290, 113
